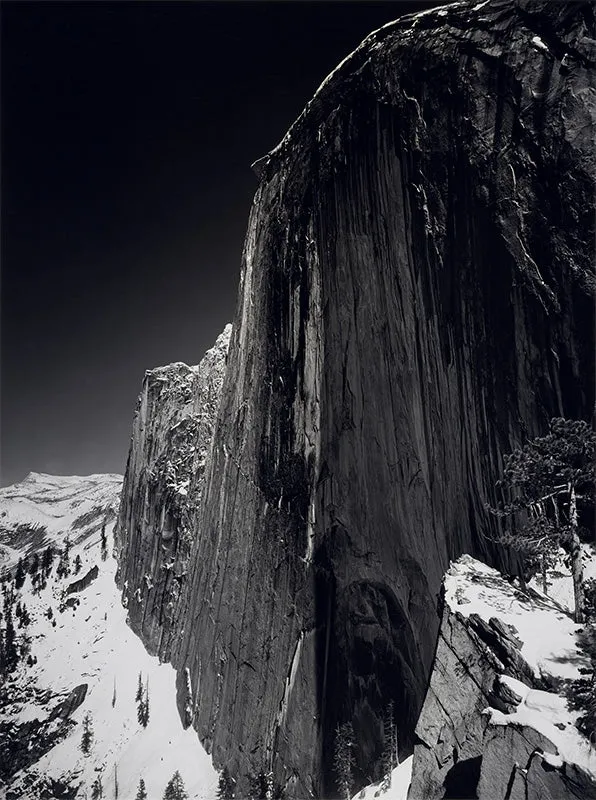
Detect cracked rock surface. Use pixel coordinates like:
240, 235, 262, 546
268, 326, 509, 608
409, 555, 596, 799
115, 326, 231, 661
116, 1, 594, 797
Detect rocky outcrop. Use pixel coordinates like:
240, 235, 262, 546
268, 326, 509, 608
65, 567, 98, 595
48, 685, 88, 721
408, 555, 596, 800
115, 326, 231, 661
117, 1, 595, 797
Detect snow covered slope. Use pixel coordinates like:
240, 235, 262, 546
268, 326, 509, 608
409, 553, 596, 800
0, 472, 122, 569
0, 474, 218, 800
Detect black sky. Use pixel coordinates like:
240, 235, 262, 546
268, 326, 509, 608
1, 0, 443, 487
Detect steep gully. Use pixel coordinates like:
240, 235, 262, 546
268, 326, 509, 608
115, 1, 595, 797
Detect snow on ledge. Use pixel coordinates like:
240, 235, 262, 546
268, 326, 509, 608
488, 675, 596, 778
444, 554, 586, 682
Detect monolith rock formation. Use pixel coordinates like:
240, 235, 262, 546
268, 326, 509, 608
116, 1, 595, 797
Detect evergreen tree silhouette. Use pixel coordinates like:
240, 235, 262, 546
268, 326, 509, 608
333, 721, 355, 800
135, 777, 148, 800
80, 712, 94, 755
217, 767, 235, 799
91, 774, 103, 799
163, 770, 188, 800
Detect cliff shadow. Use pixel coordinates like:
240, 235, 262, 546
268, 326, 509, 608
314, 535, 425, 797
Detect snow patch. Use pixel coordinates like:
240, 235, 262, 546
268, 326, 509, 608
352, 755, 413, 800
1, 478, 218, 800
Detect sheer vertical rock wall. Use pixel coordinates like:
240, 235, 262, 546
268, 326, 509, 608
115, 326, 231, 663
118, 1, 594, 797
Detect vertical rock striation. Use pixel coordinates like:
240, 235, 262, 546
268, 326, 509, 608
115, 325, 231, 662
118, 1, 594, 797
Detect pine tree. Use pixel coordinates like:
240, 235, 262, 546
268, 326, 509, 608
333, 721, 355, 800
163, 770, 188, 800
91, 774, 103, 799
112, 677, 117, 708
137, 675, 150, 727
142, 679, 150, 726
14, 558, 25, 590
380, 701, 398, 791
136, 777, 148, 800
3, 607, 18, 672
216, 767, 235, 799
487, 418, 595, 621
29, 552, 40, 578
136, 672, 143, 703
74, 554, 82, 574
20, 604, 31, 627
80, 712, 94, 755
101, 523, 108, 561
248, 770, 272, 800
42, 545, 54, 576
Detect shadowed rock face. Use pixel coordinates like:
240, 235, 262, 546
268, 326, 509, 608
117, 1, 594, 797
115, 326, 231, 661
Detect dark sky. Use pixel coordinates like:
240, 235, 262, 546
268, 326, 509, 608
1, 0, 442, 487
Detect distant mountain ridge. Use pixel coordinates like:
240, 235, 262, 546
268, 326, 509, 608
0, 472, 122, 570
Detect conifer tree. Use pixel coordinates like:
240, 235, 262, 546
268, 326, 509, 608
91, 774, 103, 799
333, 721, 355, 800
248, 770, 272, 800
112, 676, 117, 708
216, 767, 235, 799
163, 770, 188, 800
137, 675, 150, 727
80, 712, 94, 755
136, 777, 148, 800
380, 701, 398, 791
42, 545, 54, 576
101, 523, 108, 561
488, 418, 595, 621
14, 558, 25, 590
19, 604, 31, 627
74, 554, 82, 574
29, 552, 40, 578
2, 607, 18, 672
136, 672, 143, 703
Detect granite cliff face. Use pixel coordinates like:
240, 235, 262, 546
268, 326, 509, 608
117, 1, 594, 797
115, 326, 231, 662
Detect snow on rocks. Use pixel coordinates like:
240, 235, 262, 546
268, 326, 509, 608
444, 553, 587, 683
409, 554, 596, 799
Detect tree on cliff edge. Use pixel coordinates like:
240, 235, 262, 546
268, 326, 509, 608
488, 417, 595, 622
